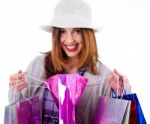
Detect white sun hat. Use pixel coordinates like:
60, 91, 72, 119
41, 0, 101, 32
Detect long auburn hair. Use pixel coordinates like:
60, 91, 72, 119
44, 27, 99, 78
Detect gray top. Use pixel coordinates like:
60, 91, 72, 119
8, 55, 131, 124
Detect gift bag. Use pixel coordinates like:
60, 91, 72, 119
122, 93, 147, 124
4, 96, 41, 124
4, 101, 19, 124
19, 96, 41, 124
122, 101, 131, 124
129, 101, 138, 124
92, 96, 130, 124
46, 74, 88, 124
110, 74, 147, 124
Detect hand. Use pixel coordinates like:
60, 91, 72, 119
108, 69, 129, 94
9, 70, 27, 92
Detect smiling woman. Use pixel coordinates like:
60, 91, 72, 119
7, 0, 131, 123
46, 27, 99, 76
1, 0, 150, 123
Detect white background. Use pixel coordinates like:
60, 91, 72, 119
0, 0, 150, 123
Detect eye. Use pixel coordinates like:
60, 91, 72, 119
74, 28, 81, 33
60, 29, 66, 34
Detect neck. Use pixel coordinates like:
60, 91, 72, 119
67, 57, 79, 67
65, 57, 79, 74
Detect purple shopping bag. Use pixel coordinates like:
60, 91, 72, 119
4, 96, 41, 124
46, 74, 88, 124
19, 96, 41, 124
92, 96, 130, 124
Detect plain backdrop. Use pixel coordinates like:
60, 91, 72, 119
0, 0, 150, 123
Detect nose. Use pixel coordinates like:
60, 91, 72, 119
66, 32, 74, 44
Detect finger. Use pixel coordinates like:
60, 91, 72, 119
9, 70, 25, 80
16, 83, 27, 92
18, 70, 25, 79
113, 68, 124, 84
11, 81, 27, 91
9, 74, 21, 81
110, 80, 122, 90
9, 73, 18, 81
113, 68, 119, 74
107, 72, 122, 91
18, 73, 26, 80
10, 73, 26, 84
107, 72, 117, 83
16, 80, 27, 87
17, 81, 27, 88
111, 82, 122, 91
9, 78, 19, 87
11, 79, 26, 88
10, 76, 26, 88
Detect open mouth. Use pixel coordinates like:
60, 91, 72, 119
65, 44, 79, 52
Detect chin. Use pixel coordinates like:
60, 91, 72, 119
66, 53, 78, 58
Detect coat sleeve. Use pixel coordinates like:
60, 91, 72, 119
8, 87, 23, 104
8, 55, 45, 104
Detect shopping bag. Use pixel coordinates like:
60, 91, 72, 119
122, 101, 131, 124
19, 96, 41, 124
46, 74, 88, 124
129, 101, 138, 124
122, 93, 147, 124
4, 96, 41, 124
92, 96, 130, 124
122, 100, 138, 124
112, 92, 147, 124
4, 101, 19, 124
110, 73, 147, 124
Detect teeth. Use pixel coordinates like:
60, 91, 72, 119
66, 45, 76, 49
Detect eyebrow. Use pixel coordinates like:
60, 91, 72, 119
59, 28, 65, 30
60, 28, 81, 31
74, 28, 81, 30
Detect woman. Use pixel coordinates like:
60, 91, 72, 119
8, 0, 131, 123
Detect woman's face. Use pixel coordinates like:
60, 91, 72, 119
60, 28, 83, 59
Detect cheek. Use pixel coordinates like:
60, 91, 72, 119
60, 37, 64, 44
79, 37, 83, 45
60, 43, 65, 50
78, 41, 83, 50
77, 35, 83, 43
60, 37, 65, 49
